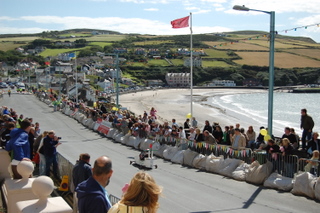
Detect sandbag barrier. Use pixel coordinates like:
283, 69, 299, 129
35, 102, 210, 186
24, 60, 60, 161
40, 98, 320, 201
298, 158, 320, 177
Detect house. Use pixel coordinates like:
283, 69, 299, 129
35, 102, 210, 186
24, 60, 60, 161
148, 49, 160, 55
147, 80, 163, 87
177, 48, 190, 55
35, 46, 45, 53
113, 48, 127, 54
165, 73, 190, 87
97, 79, 112, 91
16, 48, 24, 53
57, 53, 73, 62
184, 57, 202, 67
208, 80, 236, 87
55, 41, 74, 47
52, 61, 73, 74
105, 68, 122, 79
102, 56, 115, 66
135, 48, 146, 55
243, 78, 261, 87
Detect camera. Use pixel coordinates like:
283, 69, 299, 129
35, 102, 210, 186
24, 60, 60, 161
58, 137, 62, 140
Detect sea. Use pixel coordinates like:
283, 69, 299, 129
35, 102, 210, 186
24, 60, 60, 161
207, 91, 320, 137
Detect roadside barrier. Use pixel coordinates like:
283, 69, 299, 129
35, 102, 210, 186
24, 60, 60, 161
36, 97, 320, 201
298, 158, 320, 177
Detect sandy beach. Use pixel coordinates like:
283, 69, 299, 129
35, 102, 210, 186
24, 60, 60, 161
120, 88, 266, 130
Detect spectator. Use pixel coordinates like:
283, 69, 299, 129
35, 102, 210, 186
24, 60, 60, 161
184, 118, 190, 129
5, 119, 32, 179
281, 127, 297, 148
178, 126, 186, 139
223, 126, 231, 145
172, 118, 179, 127
240, 128, 249, 146
304, 150, 319, 175
203, 120, 212, 134
191, 117, 197, 128
73, 153, 92, 189
28, 127, 35, 159
150, 107, 157, 119
306, 132, 320, 156
280, 138, 294, 178
213, 125, 223, 143
73, 153, 92, 213
43, 130, 61, 178
108, 172, 161, 213
290, 128, 300, 149
77, 156, 113, 213
231, 128, 246, 150
37, 131, 49, 176
194, 128, 204, 142
246, 126, 256, 148
203, 130, 216, 145
1, 122, 15, 148
300, 108, 314, 150
188, 127, 196, 141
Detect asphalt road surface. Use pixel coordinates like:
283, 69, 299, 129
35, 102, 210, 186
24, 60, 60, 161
1, 92, 319, 213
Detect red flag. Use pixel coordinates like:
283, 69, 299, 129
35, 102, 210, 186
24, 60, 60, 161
171, 16, 189, 29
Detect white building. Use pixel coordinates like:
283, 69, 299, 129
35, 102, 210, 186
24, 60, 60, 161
184, 57, 202, 67
97, 79, 112, 91
165, 73, 190, 87
105, 68, 122, 79
208, 80, 236, 87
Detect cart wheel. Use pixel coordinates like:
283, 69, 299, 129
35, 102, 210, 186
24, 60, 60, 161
154, 165, 158, 169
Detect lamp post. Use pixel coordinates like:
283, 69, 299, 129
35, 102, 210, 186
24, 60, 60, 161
233, 5, 275, 137
106, 53, 119, 108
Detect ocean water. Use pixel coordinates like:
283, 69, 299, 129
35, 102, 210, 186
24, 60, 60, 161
207, 92, 320, 137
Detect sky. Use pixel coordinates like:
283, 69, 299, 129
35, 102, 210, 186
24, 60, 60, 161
1, 0, 320, 42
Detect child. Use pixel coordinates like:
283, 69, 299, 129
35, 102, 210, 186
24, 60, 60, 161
304, 150, 319, 175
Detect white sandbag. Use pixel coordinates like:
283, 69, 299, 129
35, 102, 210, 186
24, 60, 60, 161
114, 133, 124, 143
86, 118, 94, 129
183, 149, 200, 167
127, 136, 136, 147
192, 154, 207, 169
291, 172, 317, 199
315, 178, 320, 200
121, 134, 131, 145
232, 163, 250, 181
89, 120, 96, 130
171, 150, 185, 164
112, 129, 119, 139
154, 144, 167, 158
264, 172, 294, 191
205, 154, 224, 173
106, 128, 116, 138
246, 160, 273, 185
133, 137, 144, 149
218, 158, 244, 178
163, 146, 179, 161
78, 114, 85, 123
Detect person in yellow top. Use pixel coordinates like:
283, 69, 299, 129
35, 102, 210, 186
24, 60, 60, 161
108, 172, 162, 213
8, 89, 11, 97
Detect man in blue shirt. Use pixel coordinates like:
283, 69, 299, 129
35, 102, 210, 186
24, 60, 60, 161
76, 156, 113, 213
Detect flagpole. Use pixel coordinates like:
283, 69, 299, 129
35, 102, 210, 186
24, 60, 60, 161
190, 12, 193, 118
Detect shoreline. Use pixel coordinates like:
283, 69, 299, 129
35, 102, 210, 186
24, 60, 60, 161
119, 88, 266, 131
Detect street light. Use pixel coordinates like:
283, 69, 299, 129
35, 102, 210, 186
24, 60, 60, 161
233, 5, 275, 136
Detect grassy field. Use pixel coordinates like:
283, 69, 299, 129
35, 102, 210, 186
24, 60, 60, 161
85, 34, 127, 42
134, 40, 174, 46
202, 60, 232, 68
170, 59, 184, 66
88, 42, 112, 48
0, 42, 22, 51
59, 33, 91, 37
234, 51, 320, 68
284, 49, 320, 60
0, 36, 41, 42
148, 59, 169, 66
204, 41, 269, 51
40, 47, 87, 57
125, 62, 147, 67
202, 48, 230, 58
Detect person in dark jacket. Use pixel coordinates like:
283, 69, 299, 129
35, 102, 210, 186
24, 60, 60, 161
73, 153, 92, 189
43, 130, 61, 178
281, 127, 298, 149
5, 119, 31, 179
300, 108, 314, 149
1, 122, 15, 148
203, 120, 213, 133
306, 132, 320, 157
76, 156, 113, 213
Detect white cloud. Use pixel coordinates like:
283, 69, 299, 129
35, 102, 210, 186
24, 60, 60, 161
185, 7, 199, 11
144, 8, 159, 11
0, 26, 49, 34
119, 0, 168, 4
296, 15, 320, 33
193, 9, 211, 14
0, 16, 19, 21
215, 7, 224, 12
0, 15, 231, 35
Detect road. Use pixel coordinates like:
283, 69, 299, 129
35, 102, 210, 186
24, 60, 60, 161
1, 92, 319, 213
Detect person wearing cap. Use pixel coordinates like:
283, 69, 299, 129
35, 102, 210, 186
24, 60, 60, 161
231, 128, 246, 150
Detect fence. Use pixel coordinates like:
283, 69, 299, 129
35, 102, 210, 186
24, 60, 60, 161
298, 158, 320, 177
